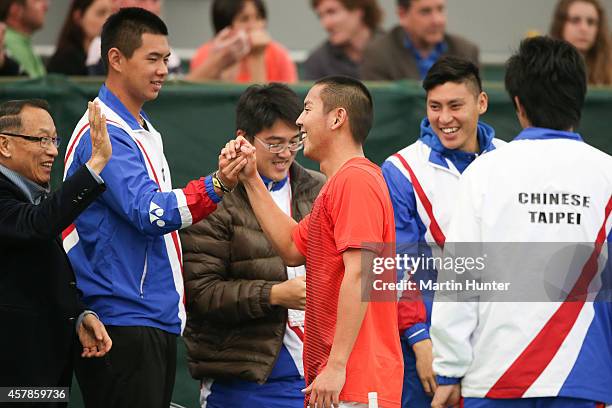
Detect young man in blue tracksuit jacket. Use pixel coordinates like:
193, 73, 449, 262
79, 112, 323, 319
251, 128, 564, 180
382, 56, 505, 408
62, 8, 246, 408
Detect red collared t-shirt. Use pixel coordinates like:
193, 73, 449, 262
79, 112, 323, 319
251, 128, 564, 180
292, 157, 403, 408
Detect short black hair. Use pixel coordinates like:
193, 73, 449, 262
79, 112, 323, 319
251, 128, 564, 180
212, 0, 267, 34
505, 36, 586, 131
101, 7, 168, 72
396, 0, 413, 9
314, 75, 374, 144
236, 83, 301, 140
0, 0, 25, 22
423, 56, 483, 95
0, 99, 50, 133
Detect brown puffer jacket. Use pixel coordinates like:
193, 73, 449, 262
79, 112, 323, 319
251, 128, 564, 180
181, 162, 325, 384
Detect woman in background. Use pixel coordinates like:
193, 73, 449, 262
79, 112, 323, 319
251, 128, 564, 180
187, 0, 297, 83
550, 0, 612, 85
48, 0, 112, 75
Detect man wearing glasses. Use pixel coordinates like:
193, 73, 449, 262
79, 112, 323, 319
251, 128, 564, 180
0, 99, 112, 399
180, 83, 325, 408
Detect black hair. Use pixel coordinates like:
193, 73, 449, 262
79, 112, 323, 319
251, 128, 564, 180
423, 55, 483, 95
212, 0, 266, 34
505, 36, 587, 131
396, 0, 412, 9
0, 99, 50, 133
236, 83, 301, 140
55, 0, 97, 58
101, 7, 168, 72
0, 0, 25, 22
314, 75, 374, 144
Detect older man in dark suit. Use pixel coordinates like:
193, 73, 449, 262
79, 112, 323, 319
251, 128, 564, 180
0, 99, 112, 406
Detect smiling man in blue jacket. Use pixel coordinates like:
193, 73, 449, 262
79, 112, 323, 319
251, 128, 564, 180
382, 56, 505, 408
62, 8, 246, 408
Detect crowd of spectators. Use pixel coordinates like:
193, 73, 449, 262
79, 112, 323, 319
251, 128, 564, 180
0, 0, 610, 86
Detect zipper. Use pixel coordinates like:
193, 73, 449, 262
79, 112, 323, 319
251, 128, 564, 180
140, 254, 148, 298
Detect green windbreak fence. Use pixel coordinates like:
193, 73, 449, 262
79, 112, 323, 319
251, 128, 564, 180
1, 75, 612, 407
2, 75, 612, 190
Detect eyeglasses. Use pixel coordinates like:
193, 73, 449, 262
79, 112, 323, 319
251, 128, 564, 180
254, 134, 304, 153
566, 15, 599, 27
1, 132, 61, 149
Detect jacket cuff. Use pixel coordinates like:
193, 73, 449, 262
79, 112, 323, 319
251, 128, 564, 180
75, 310, 99, 334
404, 323, 430, 346
204, 175, 222, 204
260, 281, 276, 313
436, 375, 462, 385
84, 163, 104, 184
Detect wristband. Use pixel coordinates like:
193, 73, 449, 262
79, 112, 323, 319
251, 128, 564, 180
213, 171, 234, 193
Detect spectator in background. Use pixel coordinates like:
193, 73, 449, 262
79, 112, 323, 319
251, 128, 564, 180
187, 0, 297, 83
181, 83, 325, 408
303, 0, 384, 80
361, 0, 479, 81
550, 0, 612, 85
0, 22, 21, 74
0, 0, 48, 77
86, 0, 181, 75
47, 0, 112, 75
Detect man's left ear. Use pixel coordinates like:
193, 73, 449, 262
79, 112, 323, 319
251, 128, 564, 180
331, 108, 347, 130
0, 136, 11, 158
478, 92, 489, 115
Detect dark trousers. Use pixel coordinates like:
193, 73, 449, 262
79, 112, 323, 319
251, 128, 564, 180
75, 326, 176, 408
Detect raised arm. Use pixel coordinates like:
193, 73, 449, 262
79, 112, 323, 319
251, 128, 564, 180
235, 138, 306, 266
0, 101, 111, 242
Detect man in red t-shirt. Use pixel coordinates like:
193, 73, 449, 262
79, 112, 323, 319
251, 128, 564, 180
227, 76, 403, 408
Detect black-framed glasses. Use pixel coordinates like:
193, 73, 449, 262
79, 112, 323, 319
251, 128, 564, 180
0, 132, 61, 148
254, 134, 304, 153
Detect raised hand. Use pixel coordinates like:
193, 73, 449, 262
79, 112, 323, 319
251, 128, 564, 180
77, 313, 112, 358
86, 101, 112, 175
217, 136, 255, 192
213, 27, 251, 67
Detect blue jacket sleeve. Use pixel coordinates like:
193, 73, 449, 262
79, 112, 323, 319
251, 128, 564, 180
68, 125, 218, 236
382, 160, 430, 344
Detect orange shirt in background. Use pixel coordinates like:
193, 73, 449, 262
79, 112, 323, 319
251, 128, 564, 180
293, 157, 403, 408
190, 40, 298, 83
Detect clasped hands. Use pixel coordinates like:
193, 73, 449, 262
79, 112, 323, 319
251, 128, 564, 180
216, 136, 258, 191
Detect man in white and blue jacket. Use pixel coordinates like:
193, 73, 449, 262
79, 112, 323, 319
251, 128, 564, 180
62, 8, 247, 408
382, 56, 505, 408
431, 36, 612, 408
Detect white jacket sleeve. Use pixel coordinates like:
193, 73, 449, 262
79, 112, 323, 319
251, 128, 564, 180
431, 164, 483, 381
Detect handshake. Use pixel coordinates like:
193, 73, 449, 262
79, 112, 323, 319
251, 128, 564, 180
213, 136, 258, 194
